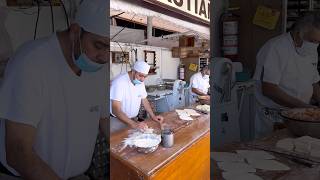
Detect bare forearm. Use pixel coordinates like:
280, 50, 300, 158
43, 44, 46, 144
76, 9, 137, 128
262, 83, 311, 108
113, 109, 136, 127
8, 150, 60, 180
192, 88, 207, 96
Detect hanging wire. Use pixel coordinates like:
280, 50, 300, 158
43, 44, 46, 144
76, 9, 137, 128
59, 0, 70, 28
111, 13, 136, 40
48, 0, 55, 33
33, 0, 40, 40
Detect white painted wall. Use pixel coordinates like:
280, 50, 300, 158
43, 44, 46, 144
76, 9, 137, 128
110, 42, 179, 85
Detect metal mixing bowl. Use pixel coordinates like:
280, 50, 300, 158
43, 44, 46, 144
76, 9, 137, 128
137, 145, 159, 153
133, 133, 161, 154
280, 108, 320, 138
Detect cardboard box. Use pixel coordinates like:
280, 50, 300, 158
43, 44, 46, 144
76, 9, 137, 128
171, 47, 202, 58
179, 36, 195, 47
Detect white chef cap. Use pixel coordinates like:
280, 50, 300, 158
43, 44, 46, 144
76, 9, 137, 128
133, 61, 150, 74
75, 0, 108, 37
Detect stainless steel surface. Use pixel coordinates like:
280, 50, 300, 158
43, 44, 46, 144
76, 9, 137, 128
161, 129, 174, 148
137, 145, 159, 153
156, 84, 166, 91
280, 109, 320, 138
146, 85, 157, 93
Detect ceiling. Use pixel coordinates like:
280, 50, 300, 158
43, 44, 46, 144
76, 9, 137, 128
110, 10, 190, 33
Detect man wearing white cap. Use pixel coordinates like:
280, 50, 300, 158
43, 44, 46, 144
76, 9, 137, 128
0, 0, 108, 179
110, 61, 164, 133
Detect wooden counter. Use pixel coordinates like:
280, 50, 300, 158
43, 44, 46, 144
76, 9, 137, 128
110, 109, 210, 180
212, 129, 320, 180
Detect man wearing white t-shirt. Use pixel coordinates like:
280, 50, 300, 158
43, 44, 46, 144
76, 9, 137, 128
189, 65, 210, 103
110, 61, 164, 133
0, 0, 108, 179
254, 12, 320, 137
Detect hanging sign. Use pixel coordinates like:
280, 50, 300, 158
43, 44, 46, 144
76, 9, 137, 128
189, 63, 198, 72
253, 5, 280, 30
144, 0, 210, 23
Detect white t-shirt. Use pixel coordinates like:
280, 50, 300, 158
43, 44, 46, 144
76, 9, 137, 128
190, 72, 210, 95
110, 73, 147, 118
254, 32, 320, 108
0, 34, 107, 179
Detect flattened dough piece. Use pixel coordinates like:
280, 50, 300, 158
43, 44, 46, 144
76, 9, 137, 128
179, 115, 193, 121
236, 150, 275, 160
247, 159, 290, 171
217, 162, 256, 173
294, 136, 314, 154
310, 140, 320, 158
222, 172, 263, 180
211, 152, 244, 162
276, 138, 294, 151
175, 109, 185, 114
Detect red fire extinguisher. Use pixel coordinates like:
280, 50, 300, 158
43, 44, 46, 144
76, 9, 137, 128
178, 63, 185, 81
220, 10, 239, 60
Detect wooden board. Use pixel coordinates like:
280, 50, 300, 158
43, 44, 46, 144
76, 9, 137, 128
110, 108, 210, 179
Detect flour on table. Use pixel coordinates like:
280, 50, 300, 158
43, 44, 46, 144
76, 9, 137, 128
179, 115, 193, 121
276, 138, 294, 151
211, 152, 244, 162
236, 150, 275, 160
176, 109, 200, 117
222, 172, 264, 180
246, 159, 290, 171
217, 162, 256, 173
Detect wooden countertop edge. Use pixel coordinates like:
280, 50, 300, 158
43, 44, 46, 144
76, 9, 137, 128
146, 130, 210, 176
110, 127, 210, 176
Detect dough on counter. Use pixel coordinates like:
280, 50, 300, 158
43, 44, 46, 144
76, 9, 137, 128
188, 112, 201, 116
179, 115, 193, 121
211, 152, 245, 162
236, 150, 275, 160
176, 109, 200, 116
246, 159, 290, 171
276, 138, 295, 151
183, 109, 197, 114
217, 162, 256, 173
196, 105, 210, 112
175, 109, 185, 114
222, 172, 263, 180
310, 139, 320, 158
294, 136, 315, 154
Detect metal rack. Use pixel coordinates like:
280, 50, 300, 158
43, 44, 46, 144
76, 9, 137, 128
284, 0, 320, 31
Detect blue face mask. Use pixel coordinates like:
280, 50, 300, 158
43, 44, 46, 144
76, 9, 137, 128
74, 53, 103, 72
133, 79, 142, 85
73, 34, 104, 73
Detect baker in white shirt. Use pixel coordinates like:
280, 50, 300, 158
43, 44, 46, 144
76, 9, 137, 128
253, 12, 320, 138
110, 61, 164, 133
189, 65, 210, 103
0, 0, 108, 179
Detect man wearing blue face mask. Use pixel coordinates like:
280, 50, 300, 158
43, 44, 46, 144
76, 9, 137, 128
0, 0, 108, 179
110, 61, 164, 133
189, 65, 210, 104
254, 11, 320, 138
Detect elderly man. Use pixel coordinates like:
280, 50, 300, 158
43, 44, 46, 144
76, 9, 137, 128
253, 12, 320, 138
110, 61, 164, 133
0, 0, 108, 179
189, 65, 210, 104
